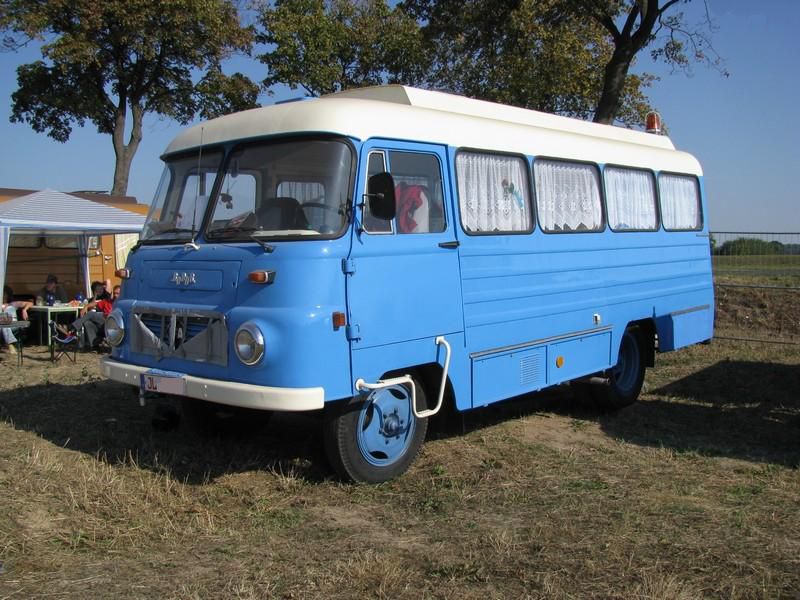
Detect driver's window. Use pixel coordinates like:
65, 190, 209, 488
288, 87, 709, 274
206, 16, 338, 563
363, 151, 392, 233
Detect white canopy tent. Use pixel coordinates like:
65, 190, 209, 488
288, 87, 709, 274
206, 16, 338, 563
0, 189, 145, 298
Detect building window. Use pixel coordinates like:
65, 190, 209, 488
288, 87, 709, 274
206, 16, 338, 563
456, 151, 532, 234
534, 159, 603, 232
9, 234, 41, 248
115, 233, 140, 270
45, 235, 78, 249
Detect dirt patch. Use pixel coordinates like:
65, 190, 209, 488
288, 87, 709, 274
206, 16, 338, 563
715, 282, 800, 340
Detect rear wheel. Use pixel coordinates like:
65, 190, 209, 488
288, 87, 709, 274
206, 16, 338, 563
324, 378, 428, 483
592, 327, 646, 411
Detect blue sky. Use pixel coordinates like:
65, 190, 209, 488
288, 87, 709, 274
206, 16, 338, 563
0, 0, 797, 232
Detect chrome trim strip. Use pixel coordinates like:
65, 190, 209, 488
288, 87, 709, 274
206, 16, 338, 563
670, 304, 710, 317
470, 325, 613, 359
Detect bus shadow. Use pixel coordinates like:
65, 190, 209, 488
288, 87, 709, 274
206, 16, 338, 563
0, 380, 329, 485
3, 359, 797, 485
600, 360, 800, 467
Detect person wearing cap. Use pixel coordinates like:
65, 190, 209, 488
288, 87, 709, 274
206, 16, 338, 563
36, 274, 69, 306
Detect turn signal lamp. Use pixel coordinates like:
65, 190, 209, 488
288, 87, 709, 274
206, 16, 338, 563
645, 111, 662, 134
332, 312, 346, 330
248, 270, 276, 284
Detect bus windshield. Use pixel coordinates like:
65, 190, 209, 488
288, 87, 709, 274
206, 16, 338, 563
206, 138, 353, 240
142, 149, 224, 242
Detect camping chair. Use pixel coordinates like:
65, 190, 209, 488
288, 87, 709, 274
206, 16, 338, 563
49, 321, 79, 363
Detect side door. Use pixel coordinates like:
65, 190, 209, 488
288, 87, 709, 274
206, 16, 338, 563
346, 140, 464, 359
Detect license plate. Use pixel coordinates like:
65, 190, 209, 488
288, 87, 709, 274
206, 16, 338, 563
140, 371, 186, 395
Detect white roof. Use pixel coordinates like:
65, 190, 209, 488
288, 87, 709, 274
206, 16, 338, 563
165, 85, 702, 175
0, 189, 145, 235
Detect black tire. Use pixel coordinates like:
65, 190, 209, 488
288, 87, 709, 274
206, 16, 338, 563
180, 398, 272, 436
324, 378, 428, 483
592, 327, 646, 412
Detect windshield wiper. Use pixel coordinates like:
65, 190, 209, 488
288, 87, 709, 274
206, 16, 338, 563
250, 232, 275, 253
206, 226, 275, 252
149, 227, 194, 236
207, 225, 259, 238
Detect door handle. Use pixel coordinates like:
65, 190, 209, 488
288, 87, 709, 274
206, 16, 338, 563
438, 240, 460, 249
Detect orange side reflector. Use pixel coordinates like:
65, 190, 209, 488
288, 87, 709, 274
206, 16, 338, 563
248, 270, 276, 284
332, 312, 346, 330
555, 356, 564, 368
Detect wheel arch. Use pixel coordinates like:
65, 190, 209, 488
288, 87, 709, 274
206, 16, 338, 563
626, 318, 656, 367
382, 361, 457, 417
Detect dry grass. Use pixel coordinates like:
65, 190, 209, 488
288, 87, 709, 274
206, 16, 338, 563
0, 325, 798, 598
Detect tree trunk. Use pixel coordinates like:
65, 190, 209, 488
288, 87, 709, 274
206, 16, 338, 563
110, 101, 144, 197
593, 46, 634, 125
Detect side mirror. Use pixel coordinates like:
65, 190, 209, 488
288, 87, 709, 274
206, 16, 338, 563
365, 172, 396, 221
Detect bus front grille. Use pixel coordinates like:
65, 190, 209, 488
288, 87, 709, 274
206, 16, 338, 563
131, 307, 228, 366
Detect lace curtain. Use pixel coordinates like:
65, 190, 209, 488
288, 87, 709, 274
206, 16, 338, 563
605, 167, 657, 231
456, 152, 531, 233
534, 160, 602, 232
660, 174, 701, 230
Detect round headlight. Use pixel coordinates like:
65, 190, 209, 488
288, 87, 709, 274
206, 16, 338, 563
234, 321, 265, 366
105, 310, 125, 347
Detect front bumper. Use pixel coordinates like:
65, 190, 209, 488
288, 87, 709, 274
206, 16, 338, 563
101, 357, 325, 412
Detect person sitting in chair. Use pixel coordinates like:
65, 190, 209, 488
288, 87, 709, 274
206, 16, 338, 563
57, 281, 115, 350
1, 285, 32, 355
36, 274, 69, 306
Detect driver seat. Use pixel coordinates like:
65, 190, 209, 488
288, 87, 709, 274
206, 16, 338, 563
257, 197, 309, 231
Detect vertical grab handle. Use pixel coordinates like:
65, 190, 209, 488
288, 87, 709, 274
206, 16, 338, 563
354, 335, 452, 420
414, 335, 451, 419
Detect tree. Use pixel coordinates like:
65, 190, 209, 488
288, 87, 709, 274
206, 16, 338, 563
570, 0, 726, 124
2, 0, 260, 196
717, 238, 784, 256
256, 0, 426, 97
402, 0, 653, 125
256, 0, 722, 127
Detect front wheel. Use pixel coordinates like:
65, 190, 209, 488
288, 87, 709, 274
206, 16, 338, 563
324, 379, 428, 483
592, 327, 647, 412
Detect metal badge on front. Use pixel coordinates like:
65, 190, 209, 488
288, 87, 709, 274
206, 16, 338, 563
170, 272, 197, 286
149, 268, 224, 291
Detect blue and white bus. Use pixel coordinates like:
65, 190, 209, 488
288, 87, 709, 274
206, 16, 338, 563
101, 85, 713, 482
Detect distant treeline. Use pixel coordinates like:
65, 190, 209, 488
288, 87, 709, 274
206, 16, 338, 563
711, 236, 800, 256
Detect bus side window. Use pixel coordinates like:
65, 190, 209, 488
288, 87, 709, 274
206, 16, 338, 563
388, 151, 446, 235
363, 151, 392, 233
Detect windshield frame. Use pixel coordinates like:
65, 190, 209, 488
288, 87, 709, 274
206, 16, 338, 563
203, 134, 357, 243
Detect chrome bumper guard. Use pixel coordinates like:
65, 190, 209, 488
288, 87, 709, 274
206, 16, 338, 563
101, 357, 324, 412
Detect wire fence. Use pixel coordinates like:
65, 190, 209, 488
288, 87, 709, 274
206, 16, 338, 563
711, 232, 800, 286
710, 232, 800, 345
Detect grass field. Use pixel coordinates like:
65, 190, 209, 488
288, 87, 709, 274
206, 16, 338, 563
712, 254, 800, 280
1, 328, 799, 598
